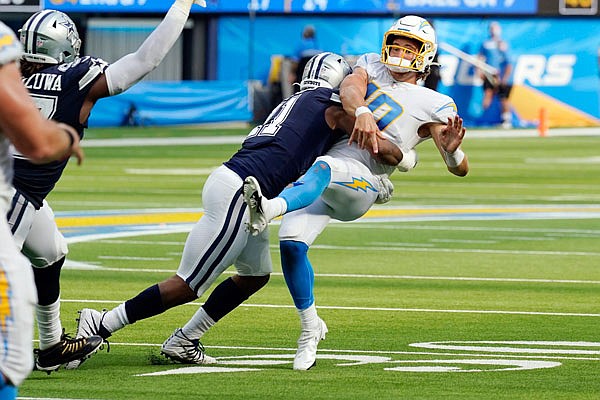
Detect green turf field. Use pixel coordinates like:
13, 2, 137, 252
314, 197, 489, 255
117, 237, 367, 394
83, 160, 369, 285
20, 127, 600, 400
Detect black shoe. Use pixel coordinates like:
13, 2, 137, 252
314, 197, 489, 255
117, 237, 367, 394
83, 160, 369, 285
35, 332, 104, 372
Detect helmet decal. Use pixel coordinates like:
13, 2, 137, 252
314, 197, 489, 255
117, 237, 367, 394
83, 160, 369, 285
300, 52, 352, 91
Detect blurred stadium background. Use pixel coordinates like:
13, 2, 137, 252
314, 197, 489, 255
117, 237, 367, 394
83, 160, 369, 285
2, 0, 600, 130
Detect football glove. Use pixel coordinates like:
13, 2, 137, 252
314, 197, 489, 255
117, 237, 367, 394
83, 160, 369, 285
374, 174, 394, 204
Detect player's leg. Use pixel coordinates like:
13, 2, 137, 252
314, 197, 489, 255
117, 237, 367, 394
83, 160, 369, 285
9, 195, 103, 371
75, 166, 249, 365
165, 227, 273, 362
243, 159, 332, 234
279, 200, 331, 370
481, 77, 495, 110
498, 83, 513, 128
279, 157, 380, 370
319, 157, 380, 221
0, 217, 36, 393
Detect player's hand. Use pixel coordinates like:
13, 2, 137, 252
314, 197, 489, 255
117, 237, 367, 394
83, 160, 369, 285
439, 115, 465, 154
348, 113, 385, 153
59, 123, 84, 166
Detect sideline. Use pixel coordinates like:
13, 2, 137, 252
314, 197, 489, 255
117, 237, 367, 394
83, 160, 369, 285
82, 127, 600, 148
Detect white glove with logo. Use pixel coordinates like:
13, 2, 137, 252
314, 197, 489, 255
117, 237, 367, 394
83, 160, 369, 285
397, 148, 418, 172
374, 174, 394, 204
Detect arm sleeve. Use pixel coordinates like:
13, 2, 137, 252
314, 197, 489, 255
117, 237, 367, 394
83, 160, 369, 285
104, 1, 191, 95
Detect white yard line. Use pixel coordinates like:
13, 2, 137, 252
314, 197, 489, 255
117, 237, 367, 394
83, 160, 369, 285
60, 299, 600, 317
63, 261, 600, 285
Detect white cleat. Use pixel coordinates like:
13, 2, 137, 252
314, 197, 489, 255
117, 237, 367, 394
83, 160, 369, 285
161, 328, 217, 365
293, 317, 328, 371
64, 308, 109, 369
243, 176, 269, 236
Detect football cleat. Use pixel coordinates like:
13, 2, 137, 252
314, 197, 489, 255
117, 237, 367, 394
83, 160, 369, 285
161, 328, 217, 365
243, 176, 269, 236
293, 317, 328, 371
74, 308, 112, 339
64, 308, 111, 369
34, 331, 103, 372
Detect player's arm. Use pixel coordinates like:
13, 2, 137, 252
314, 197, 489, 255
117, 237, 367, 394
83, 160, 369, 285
0, 62, 83, 165
85, 0, 202, 104
339, 67, 384, 154
500, 46, 512, 84
427, 115, 469, 177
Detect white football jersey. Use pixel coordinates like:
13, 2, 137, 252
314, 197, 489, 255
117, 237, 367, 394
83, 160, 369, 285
328, 53, 458, 176
0, 22, 23, 212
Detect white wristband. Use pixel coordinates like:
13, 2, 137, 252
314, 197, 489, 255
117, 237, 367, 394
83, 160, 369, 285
397, 148, 418, 172
444, 148, 465, 168
355, 106, 372, 117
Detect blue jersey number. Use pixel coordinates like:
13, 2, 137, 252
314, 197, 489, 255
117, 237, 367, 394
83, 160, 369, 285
365, 83, 404, 132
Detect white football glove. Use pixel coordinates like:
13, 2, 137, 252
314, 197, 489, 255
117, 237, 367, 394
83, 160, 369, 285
374, 174, 394, 204
397, 148, 418, 172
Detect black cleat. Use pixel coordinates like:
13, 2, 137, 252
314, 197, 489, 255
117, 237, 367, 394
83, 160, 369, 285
35, 332, 104, 372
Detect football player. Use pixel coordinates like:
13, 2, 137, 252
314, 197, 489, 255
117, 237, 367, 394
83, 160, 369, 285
243, 15, 469, 370
0, 20, 83, 399
74, 52, 402, 366
9, 0, 205, 372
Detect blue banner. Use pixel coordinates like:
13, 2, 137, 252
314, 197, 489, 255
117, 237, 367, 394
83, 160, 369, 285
89, 81, 251, 127
43, 0, 537, 14
218, 16, 600, 126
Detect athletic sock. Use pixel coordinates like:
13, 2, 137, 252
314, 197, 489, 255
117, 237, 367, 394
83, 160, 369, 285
298, 303, 318, 330
36, 299, 62, 350
263, 197, 287, 221
33, 257, 64, 306
101, 303, 130, 335
203, 277, 249, 321
181, 307, 215, 339
181, 277, 249, 339
280, 240, 314, 310
124, 284, 166, 324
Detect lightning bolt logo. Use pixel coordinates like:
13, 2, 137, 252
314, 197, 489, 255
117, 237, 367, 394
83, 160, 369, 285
0, 34, 17, 51
333, 177, 377, 193
0, 269, 12, 334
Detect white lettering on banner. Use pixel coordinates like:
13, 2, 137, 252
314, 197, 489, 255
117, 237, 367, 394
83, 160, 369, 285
248, 0, 270, 11
438, 54, 575, 87
404, 0, 461, 6
0, 0, 25, 5
303, 0, 327, 11
464, 0, 498, 7
78, 0, 147, 6
513, 54, 576, 86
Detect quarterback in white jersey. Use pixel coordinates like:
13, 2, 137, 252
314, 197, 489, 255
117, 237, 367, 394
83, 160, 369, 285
0, 20, 82, 397
243, 15, 468, 371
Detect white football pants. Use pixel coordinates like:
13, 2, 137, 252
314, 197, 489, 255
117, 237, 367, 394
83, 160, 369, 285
177, 165, 272, 296
279, 155, 380, 245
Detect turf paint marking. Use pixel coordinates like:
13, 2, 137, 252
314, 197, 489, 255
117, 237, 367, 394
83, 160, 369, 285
135, 341, 600, 375
410, 341, 600, 355
61, 298, 600, 318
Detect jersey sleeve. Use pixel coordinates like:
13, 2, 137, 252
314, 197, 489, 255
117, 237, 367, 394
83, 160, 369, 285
431, 94, 458, 123
76, 56, 109, 90
0, 22, 22, 66
355, 53, 379, 70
